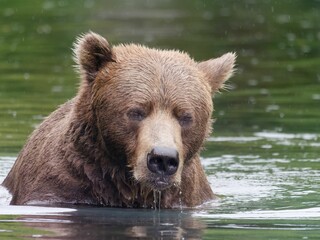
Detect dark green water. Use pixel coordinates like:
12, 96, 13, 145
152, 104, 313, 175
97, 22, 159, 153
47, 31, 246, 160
0, 0, 319, 239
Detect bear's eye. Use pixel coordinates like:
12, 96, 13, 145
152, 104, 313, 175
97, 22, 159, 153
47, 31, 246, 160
127, 108, 146, 121
178, 113, 193, 127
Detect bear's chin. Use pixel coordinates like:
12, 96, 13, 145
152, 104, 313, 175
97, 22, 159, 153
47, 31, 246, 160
142, 175, 179, 192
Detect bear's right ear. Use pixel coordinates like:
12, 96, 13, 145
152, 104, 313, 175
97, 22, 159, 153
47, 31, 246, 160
73, 31, 114, 83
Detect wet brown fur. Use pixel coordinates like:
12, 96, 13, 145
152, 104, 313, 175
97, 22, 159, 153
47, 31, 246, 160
2, 32, 236, 208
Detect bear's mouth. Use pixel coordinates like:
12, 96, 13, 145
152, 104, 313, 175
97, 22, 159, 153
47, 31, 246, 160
149, 176, 172, 191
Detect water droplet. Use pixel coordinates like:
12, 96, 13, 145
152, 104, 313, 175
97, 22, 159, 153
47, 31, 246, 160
179, 190, 182, 211
152, 191, 162, 211
153, 190, 157, 210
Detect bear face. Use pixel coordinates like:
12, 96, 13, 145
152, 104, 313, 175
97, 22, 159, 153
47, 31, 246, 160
92, 47, 212, 191
74, 32, 236, 193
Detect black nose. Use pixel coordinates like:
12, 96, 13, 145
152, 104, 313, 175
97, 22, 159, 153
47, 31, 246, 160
147, 147, 179, 176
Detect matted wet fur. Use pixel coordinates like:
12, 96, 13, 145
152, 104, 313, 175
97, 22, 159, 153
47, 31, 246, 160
2, 32, 236, 208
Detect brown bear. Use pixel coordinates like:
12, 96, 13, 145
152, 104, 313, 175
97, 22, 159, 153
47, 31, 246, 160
2, 32, 236, 208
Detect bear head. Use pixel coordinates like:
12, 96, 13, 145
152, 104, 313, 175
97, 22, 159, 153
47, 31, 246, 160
73, 32, 236, 192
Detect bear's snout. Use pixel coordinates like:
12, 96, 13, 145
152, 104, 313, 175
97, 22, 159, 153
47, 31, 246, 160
132, 114, 183, 191
147, 146, 179, 176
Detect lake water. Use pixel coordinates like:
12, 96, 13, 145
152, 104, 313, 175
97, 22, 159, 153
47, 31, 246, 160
0, 0, 319, 239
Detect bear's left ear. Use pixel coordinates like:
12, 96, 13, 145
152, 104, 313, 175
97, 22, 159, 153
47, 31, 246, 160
198, 52, 236, 93
73, 31, 114, 83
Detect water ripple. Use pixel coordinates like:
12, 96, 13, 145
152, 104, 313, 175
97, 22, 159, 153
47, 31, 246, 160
195, 207, 320, 220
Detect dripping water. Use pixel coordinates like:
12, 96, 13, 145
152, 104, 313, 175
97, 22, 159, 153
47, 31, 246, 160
153, 190, 156, 210
153, 190, 161, 210
158, 191, 161, 210
179, 190, 183, 211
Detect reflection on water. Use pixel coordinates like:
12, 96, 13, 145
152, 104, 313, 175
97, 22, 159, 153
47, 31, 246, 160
0, 206, 206, 239
1, 205, 319, 239
1, 0, 320, 239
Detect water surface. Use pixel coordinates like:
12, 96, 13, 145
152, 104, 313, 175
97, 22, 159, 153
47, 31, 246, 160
1, 0, 319, 239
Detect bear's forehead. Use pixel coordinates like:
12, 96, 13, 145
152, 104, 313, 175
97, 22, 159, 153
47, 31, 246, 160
110, 44, 206, 86
113, 44, 196, 71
